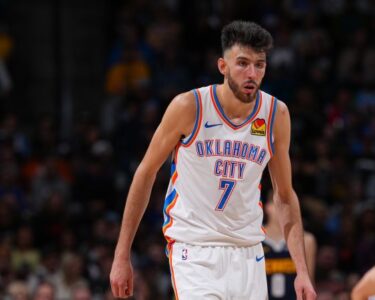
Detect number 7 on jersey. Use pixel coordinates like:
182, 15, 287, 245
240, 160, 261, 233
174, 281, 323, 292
216, 179, 237, 211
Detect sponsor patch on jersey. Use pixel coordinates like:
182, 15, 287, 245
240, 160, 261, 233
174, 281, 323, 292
251, 118, 266, 136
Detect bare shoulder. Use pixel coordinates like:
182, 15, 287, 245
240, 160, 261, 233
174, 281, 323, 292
170, 91, 196, 115
163, 90, 197, 138
272, 99, 291, 144
275, 99, 289, 118
364, 266, 375, 279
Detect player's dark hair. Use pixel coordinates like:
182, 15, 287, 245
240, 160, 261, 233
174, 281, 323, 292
221, 20, 273, 53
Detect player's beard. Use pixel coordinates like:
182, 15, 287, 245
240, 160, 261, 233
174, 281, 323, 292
227, 71, 259, 104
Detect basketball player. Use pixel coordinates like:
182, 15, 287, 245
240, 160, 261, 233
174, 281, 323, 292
110, 20, 316, 299
263, 193, 317, 299
351, 266, 375, 300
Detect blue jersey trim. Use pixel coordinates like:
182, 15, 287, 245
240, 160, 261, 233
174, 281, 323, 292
163, 189, 177, 227
212, 84, 260, 128
270, 98, 278, 155
170, 160, 176, 176
181, 89, 200, 145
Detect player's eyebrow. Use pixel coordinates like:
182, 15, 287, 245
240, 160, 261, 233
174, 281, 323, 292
236, 56, 250, 61
236, 56, 266, 62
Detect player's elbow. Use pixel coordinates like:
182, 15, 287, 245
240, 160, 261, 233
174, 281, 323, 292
134, 162, 158, 182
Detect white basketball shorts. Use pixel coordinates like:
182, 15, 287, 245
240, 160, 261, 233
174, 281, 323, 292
168, 242, 268, 300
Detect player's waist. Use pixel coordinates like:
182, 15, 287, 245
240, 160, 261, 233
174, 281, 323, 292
164, 222, 265, 247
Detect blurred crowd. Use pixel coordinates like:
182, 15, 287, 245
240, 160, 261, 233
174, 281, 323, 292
1, 0, 375, 299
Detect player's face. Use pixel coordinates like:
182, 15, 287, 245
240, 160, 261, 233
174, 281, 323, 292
221, 44, 266, 103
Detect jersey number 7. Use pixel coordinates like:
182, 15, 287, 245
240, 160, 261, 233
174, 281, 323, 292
215, 179, 237, 211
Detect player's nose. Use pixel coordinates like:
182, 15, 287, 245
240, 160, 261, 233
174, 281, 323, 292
246, 64, 256, 79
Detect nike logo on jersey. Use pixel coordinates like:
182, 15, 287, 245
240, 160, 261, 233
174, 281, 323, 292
205, 121, 223, 128
256, 255, 265, 262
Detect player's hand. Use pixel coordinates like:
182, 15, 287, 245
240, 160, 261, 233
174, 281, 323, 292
110, 258, 134, 298
294, 273, 317, 300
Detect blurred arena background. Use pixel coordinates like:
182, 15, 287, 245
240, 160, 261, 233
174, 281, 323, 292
0, 0, 374, 299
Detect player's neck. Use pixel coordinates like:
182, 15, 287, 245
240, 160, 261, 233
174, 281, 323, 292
217, 84, 257, 122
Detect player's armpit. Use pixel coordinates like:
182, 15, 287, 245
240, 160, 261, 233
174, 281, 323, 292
138, 91, 197, 176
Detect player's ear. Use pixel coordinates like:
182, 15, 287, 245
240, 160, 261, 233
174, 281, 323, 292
218, 57, 227, 76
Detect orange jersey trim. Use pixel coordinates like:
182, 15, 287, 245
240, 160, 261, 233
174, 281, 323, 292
267, 97, 277, 157
168, 243, 180, 300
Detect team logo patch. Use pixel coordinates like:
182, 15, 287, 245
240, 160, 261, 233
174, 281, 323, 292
182, 248, 188, 260
251, 118, 266, 136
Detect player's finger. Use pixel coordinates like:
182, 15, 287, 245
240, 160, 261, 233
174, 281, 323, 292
127, 278, 134, 297
296, 288, 303, 300
305, 289, 317, 300
110, 281, 119, 298
118, 283, 128, 298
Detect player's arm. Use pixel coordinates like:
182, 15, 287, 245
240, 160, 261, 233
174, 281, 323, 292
268, 101, 316, 300
110, 91, 196, 299
304, 232, 317, 282
351, 266, 375, 300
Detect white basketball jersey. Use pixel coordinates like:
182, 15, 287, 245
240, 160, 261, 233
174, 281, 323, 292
163, 84, 277, 247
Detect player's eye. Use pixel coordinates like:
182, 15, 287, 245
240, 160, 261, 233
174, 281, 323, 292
238, 61, 247, 67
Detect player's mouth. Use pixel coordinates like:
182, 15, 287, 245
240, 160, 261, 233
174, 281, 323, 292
243, 83, 257, 94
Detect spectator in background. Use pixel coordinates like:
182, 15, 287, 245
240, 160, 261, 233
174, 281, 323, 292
6, 280, 29, 300
27, 249, 60, 294
0, 116, 29, 213
86, 241, 113, 297
355, 207, 375, 274
72, 282, 92, 300
0, 162, 28, 213
263, 192, 317, 300
105, 44, 150, 97
32, 281, 55, 300
11, 225, 40, 275
0, 113, 30, 159
105, 22, 151, 104
33, 192, 67, 247
31, 155, 70, 211
0, 239, 13, 297
104, 289, 116, 300
0, 25, 12, 97
32, 116, 58, 158
315, 244, 352, 297
53, 252, 88, 300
